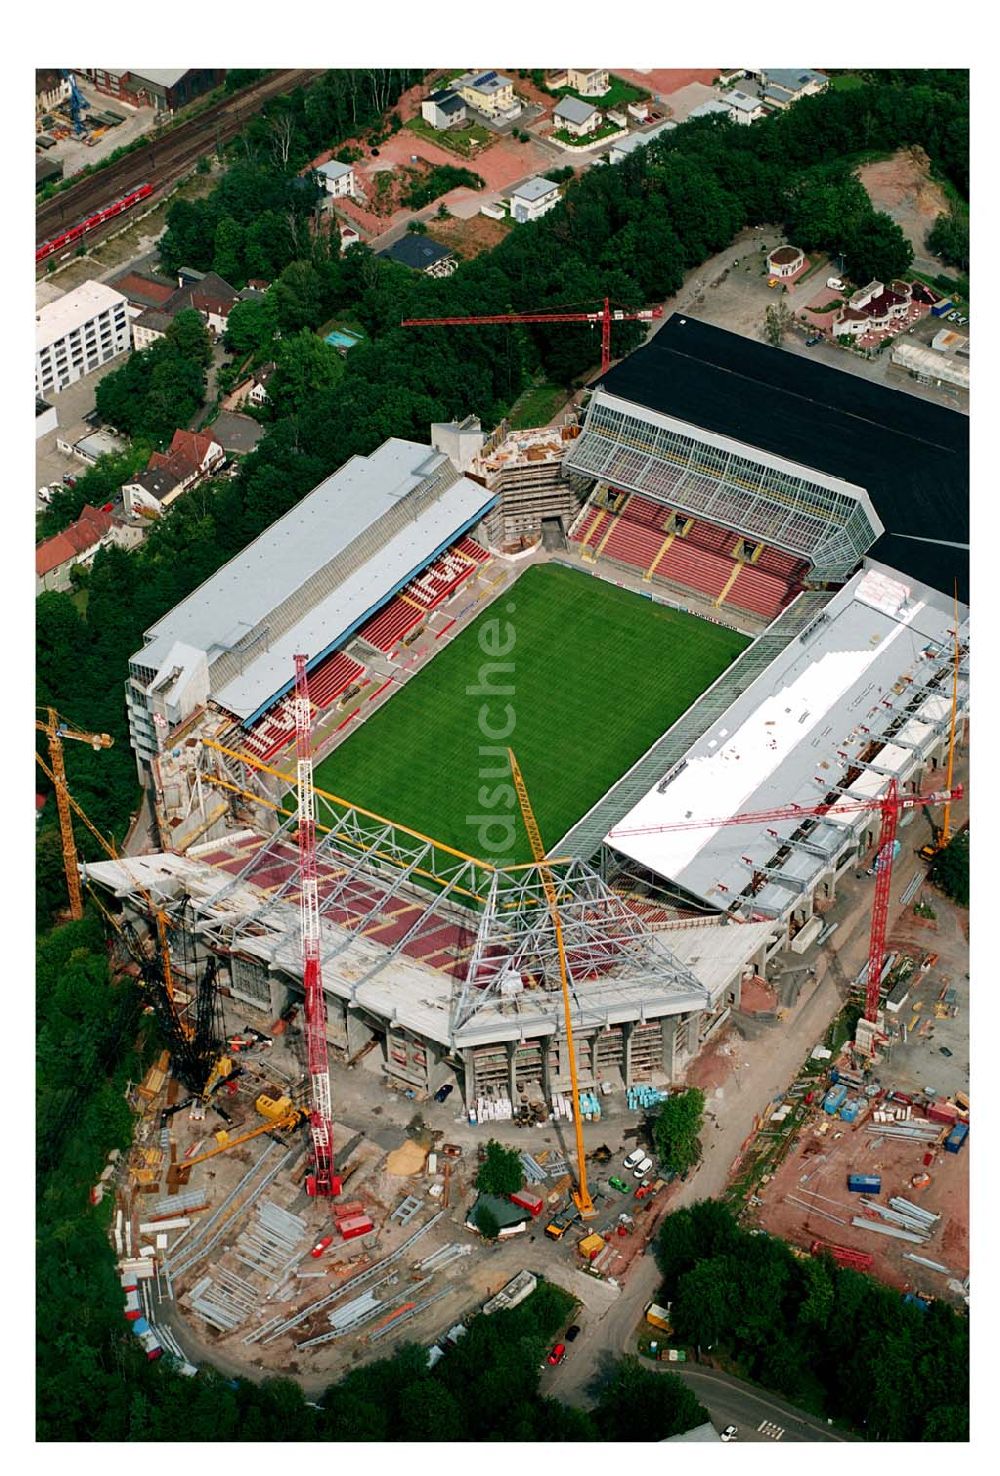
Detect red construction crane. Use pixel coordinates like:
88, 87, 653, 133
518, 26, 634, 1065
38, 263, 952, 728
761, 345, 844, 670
401, 296, 663, 376
608, 781, 962, 1047
293, 654, 341, 1199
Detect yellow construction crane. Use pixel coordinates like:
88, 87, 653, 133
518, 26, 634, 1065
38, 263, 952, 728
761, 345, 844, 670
507, 749, 595, 1219
35, 707, 113, 920
177, 1097, 307, 1173
35, 745, 179, 1005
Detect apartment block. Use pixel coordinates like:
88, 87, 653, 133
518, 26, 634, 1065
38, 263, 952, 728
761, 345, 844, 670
35, 281, 131, 397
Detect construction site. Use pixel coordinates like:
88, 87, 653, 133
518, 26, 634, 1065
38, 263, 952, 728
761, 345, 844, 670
37, 311, 970, 1382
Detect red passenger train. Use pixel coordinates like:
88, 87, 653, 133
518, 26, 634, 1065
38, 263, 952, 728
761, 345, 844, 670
36, 182, 154, 266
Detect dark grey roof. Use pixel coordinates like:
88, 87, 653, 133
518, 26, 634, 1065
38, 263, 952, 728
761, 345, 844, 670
211, 411, 264, 456
598, 316, 968, 599
130, 466, 181, 499
135, 308, 173, 333
379, 235, 454, 271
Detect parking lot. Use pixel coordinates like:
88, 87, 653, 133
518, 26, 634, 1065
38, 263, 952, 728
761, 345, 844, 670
35, 357, 126, 498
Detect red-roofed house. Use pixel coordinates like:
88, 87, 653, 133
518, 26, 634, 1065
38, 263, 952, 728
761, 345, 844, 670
123, 428, 225, 515
36, 504, 116, 593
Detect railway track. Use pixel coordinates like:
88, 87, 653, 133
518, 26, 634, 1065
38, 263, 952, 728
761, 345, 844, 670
36, 69, 325, 247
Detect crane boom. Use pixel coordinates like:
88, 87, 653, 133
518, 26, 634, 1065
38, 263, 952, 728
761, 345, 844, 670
402, 297, 662, 375
35, 708, 113, 921
293, 654, 341, 1199
507, 749, 594, 1218
608, 785, 962, 839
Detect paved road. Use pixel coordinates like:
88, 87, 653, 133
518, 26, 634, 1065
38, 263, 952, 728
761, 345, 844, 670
673, 1366, 851, 1443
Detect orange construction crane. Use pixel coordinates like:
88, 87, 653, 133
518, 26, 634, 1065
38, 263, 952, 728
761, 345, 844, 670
608, 782, 962, 1053
35, 707, 113, 920
507, 749, 594, 1218
402, 297, 663, 377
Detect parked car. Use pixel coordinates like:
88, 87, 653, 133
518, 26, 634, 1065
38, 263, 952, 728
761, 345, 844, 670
633, 1156, 653, 1180
939, 1046, 953, 1058
721, 1425, 739, 1441
546, 1343, 567, 1366
609, 1176, 630, 1193
433, 1083, 453, 1103
310, 1235, 334, 1259
805, 334, 824, 347
623, 1148, 645, 1170
565, 1325, 581, 1343
947, 311, 959, 321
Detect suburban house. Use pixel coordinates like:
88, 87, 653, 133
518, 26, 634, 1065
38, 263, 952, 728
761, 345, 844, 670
509, 176, 560, 224
725, 89, 766, 124
421, 88, 467, 130
566, 68, 609, 96
553, 95, 602, 138
35, 281, 131, 398
453, 70, 521, 122
748, 68, 828, 106
132, 308, 174, 350
316, 159, 355, 198
608, 119, 677, 163
179, 271, 239, 336
123, 428, 225, 515
688, 99, 733, 122
36, 504, 116, 594
378, 236, 457, 278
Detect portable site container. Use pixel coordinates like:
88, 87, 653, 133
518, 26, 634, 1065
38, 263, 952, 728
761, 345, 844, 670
338, 1214, 375, 1240
927, 1102, 959, 1125
847, 1174, 882, 1193
123, 1291, 142, 1321
945, 1122, 969, 1154
510, 1189, 544, 1217
839, 1099, 862, 1123
824, 1085, 848, 1115
578, 1233, 605, 1262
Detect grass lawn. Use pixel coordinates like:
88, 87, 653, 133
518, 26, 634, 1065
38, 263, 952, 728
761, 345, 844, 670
553, 74, 650, 111
829, 72, 866, 91
404, 115, 492, 159
551, 119, 624, 149
508, 381, 569, 428
311, 564, 749, 862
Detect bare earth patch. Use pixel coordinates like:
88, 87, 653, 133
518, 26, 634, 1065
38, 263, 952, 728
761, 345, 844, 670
427, 213, 512, 259
857, 146, 950, 258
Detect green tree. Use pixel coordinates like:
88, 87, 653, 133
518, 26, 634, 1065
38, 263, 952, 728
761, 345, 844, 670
594, 1357, 708, 1442
271, 259, 326, 332
842, 209, 913, 284
475, 1139, 524, 1196
652, 1087, 704, 1175
224, 295, 279, 357
926, 209, 969, 272
267, 331, 344, 419
930, 828, 968, 907
166, 308, 213, 369
213, 216, 246, 285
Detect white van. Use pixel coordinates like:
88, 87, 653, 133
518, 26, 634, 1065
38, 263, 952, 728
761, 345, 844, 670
633, 1156, 654, 1180
623, 1148, 645, 1171
826, 277, 845, 292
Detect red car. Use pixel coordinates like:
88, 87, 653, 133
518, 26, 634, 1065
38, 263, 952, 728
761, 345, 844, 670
310, 1235, 334, 1259
546, 1343, 566, 1366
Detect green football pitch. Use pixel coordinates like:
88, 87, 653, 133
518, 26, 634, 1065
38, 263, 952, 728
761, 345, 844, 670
310, 564, 750, 863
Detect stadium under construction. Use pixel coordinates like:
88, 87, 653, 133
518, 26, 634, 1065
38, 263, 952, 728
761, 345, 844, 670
86, 316, 970, 1112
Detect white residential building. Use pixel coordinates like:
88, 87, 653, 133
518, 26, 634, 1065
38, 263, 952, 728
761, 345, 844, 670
553, 95, 602, 137
608, 119, 677, 163
454, 70, 521, 121
35, 281, 131, 398
725, 89, 766, 124
509, 176, 560, 224
317, 159, 356, 198
566, 68, 609, 96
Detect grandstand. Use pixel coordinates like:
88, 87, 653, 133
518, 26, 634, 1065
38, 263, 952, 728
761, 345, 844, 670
125, 440, 497, 771
602, 564, 969, 944
578, 315, 968, 600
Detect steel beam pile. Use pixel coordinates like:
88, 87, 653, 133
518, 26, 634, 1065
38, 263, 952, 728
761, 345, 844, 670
415, 1243, 472, 1274
850, 1217, 927, 1245
234, 1201, 308, 1285
368, 1284, 454, 1344
189, 1267, 259, 1331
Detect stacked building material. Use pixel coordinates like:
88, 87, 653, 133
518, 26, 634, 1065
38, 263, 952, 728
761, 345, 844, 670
627, 1084, 669, 1110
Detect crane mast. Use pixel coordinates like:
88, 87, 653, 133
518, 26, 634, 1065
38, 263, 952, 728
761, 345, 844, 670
507, 749, 594, 1218
293, 655, 340, 1199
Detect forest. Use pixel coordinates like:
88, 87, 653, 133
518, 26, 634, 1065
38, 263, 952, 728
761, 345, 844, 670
655, 1201, 969, 1440
35, 69, 969, 1440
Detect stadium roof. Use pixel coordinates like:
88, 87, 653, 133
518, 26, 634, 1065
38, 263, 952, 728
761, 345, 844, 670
134, 439, 496, 721
596, 317, 968, 599
606, 564, 969, 913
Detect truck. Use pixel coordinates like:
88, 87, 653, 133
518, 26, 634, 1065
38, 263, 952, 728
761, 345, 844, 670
544, 1206, 581, 1241
645, 1301, 673, 1332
